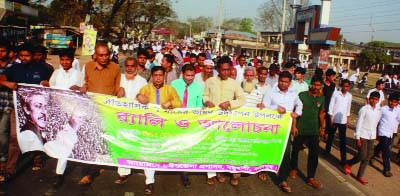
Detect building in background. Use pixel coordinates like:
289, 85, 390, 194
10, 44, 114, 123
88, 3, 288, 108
0, 0, 38, 45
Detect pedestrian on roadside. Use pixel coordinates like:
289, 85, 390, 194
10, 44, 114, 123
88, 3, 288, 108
373, 92, 400, 177
366, 80, 385, 108
343, 91, 382, 185
323, 69, 336, 147
325, 79, 352, 165
290, 76, 325, 189
292, 67, 309, 94
358, 73, 368, 94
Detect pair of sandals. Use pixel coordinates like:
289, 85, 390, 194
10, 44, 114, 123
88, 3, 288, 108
257, 172, 268, 181
206, 173, 226, 185
230, 174, 241, 186
32, 155, 45, 171
114, 175, 130, 184
279, 181, 292, 193
144, 183, 154, 195
0, 172, 13, 184
78, 175, 93, 185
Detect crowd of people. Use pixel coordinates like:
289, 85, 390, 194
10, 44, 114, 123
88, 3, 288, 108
0, 39, 399, 195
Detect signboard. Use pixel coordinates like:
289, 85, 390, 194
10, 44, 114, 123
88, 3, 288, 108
82, 29, 97, 56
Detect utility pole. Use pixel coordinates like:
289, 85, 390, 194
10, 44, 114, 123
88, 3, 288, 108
369, 15, 375, 42
216, 0, 223, 53
255, 32, 259, 56
278, 0, 287, 65
338, 37, 344, 67
189, 22, 192, 41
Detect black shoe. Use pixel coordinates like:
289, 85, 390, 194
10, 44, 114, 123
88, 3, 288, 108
383, 171, 393, 177
53, 175, 64, 188
181, 175, 191, 188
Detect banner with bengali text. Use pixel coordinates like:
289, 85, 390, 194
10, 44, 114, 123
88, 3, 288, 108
15, 85, 292, 173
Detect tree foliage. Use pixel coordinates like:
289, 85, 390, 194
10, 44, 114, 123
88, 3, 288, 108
358, 43, 392, 70
31, 0, 175, 40
157, 19, 189, 39
256, 0, 310, 31
222, 18, 241, 30
238, 18, 253, 33
187, 16, 213, 34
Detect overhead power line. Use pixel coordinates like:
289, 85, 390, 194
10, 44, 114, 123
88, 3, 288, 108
332, 13, 398, 22
342, 28, 400, 33
332, 2, 397, 13
331, 0, 397, 10
332, 9, 398, 20
339, 20, 400, 28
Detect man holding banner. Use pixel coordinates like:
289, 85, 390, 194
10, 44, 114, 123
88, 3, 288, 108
41, 49, 83, 188
114, 57, 147, 185
136, 66, 181, 194
260, 71, 303, 193
0, 43, 52, 182
79, 43, 122, 185
171, 64, 204, 187
203, 56, 245, 186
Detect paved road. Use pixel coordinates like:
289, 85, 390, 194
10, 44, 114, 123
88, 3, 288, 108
1, 147, 370, 196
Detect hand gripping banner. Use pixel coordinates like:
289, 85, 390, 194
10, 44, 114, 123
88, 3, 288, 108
15, 85, 292, 174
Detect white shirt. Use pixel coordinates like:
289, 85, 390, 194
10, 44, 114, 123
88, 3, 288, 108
194, 73, 206, 89
328, 91, 352, 124
266, 75, 278, 87
366, 88, 385, 108
234, 65, 246, 83
72, 58, 80, 71
349, 74, 357, 82
291, 80, 309, 94
120, 74, 147, 100
262, 85, 303, 115
122, 43, 128, 50
378, 105, 400, 138
243, 89, 263, 108
49, 68, 82, 90
341, 72, 349, 79
255, 83, 270, 96
155, 52, 164, 65
355, 104, 381, 140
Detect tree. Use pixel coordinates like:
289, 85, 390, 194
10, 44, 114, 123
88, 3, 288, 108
221, 18, 241, 30
119, 0, 176, 39
358, 44, 392, 71
187, 16, 213, 34
256, 0, 310, 31
32, 0, 175, 40
238, 18, 253, 33
157, 19, 189, 39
